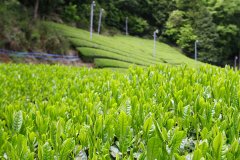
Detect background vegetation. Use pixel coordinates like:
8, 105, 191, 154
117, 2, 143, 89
0, 0, 70, 54
0, 0, 240, 66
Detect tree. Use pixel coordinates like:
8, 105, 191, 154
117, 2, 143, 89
139, 0, 176, 33
34, 0, 39, 20
177, 24, 197, 55
164, 10, 186, 42
200, 0, 240, 65
192, 6, 219, 64
19, 0, 65, 19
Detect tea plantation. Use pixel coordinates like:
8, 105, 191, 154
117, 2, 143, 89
47, 22, 201, 69
0, 63, 240, 159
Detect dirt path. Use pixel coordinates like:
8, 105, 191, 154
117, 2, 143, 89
0, 53, 94, 68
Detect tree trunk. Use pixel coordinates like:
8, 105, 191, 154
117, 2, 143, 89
34, 0, 39, 20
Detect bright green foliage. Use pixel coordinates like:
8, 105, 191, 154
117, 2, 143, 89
1, 63, 240, 159
13, 110, 23, 133
213, 132, 224, 160
147, 137, 161, 160
47, 22, 201, 68
60, 138, 75, 160
193, 148, 203, 160
42, 142, 54, 160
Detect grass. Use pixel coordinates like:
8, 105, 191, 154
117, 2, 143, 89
47, 22, 202, 68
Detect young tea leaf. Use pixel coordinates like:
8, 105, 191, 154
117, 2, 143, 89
147, 137, 161, 160
13, 111, 23, 133
213, 133, 223, 160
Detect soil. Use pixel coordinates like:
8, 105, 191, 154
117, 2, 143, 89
23, 57, 95, 68
0, 54, 11, 63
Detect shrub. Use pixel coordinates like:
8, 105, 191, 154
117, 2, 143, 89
0, 2, 70, 54
128, 16, 149, 36
62, 3, 80, 23
176, 24, 197, 55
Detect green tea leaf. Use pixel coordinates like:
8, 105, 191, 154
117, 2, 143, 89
147, 137, 161, 160
169, 131, 185, 154
213, 133, 223, 160
13, 111, 23, 133
60, 138, 75, 160
193, 148, 203, 160
42, 142, 54, 160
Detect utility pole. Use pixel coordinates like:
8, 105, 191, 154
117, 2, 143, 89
195, 40, 199, 61
239, 51, 240, 70
126, 17, 128, 36
98, 8, 104, 35
90, 1, 96, 40
153, 29, 159, 57
234, 56, 238, 71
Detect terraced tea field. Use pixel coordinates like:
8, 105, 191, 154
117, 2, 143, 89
48, 22, 201, 69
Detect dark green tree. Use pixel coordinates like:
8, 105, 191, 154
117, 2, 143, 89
205, 0, 240, 65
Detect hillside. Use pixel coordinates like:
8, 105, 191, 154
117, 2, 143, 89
1, 1, 239, 66
48, 22, 201, 69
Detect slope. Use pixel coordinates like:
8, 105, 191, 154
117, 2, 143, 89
47, 22, 202, 68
